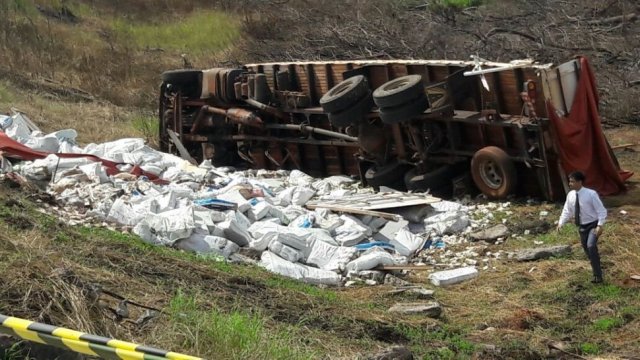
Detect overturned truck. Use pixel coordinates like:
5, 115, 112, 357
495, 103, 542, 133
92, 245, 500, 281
159, 56, 630, 200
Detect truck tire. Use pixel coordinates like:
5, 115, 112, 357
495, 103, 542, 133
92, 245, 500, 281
162, 70, 203, 98
365, 161, 412, 188
379, 96, 429, 124
328, 92, 374, 127
320, 75, 370, 113
373, 75, 425, 108
254, 73, 271, 104
471, 146, 517, 199
162, 69, 202, 83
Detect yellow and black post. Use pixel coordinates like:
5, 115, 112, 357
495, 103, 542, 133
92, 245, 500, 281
0, 314, 202, 360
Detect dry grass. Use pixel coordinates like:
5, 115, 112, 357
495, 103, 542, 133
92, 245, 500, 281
0, 80, 150, 145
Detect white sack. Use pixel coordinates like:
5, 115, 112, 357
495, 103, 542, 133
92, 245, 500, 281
334, 215, 372, 246
260, 251, 342, 286
218, 219, 252, 247
345, 247, 401, 272
423, 211, 470, 235
78, 163, 109, 183
137, 205, 196, 244
288, 170, 314, 186
107, 197, 151, 226
268, 240, 303, 263
175, 234, 239, 258
306, 240, 357, 272
390, 229, 427, 257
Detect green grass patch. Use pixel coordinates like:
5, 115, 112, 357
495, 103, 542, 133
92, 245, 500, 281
579, 342, 601, 355
620, 305, 640, 319
264, 276, 337, 303
589, 283, 622, 301
0, 81, 16, 103
592, 317, 624, 332
531, 225, 574, 245
131, 114, 159, 144
111, 11, 240, 53
431, 0, 484, 8
1, 0, 37, 16
397, 324, 475, 358
168, 290, 315, 359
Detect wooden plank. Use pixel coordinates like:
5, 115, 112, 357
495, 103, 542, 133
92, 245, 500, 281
375, 265, 433, 271
305, 204, 403, 221
167, 129, 197, 165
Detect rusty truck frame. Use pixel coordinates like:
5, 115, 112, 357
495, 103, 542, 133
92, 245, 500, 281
158, 57, 621, 200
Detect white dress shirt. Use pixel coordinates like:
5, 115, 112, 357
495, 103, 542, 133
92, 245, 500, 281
558, 187, 607, 227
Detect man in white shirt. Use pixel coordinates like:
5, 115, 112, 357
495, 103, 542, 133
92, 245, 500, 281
557, 171, 607, 283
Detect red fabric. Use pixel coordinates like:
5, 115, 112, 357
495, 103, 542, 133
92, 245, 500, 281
0, 132, 167, 184
547, 56, 633, 196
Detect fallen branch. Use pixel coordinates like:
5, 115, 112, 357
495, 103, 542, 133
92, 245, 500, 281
548, 342, 588, 360
586, 13, 637, 26
481, 27, 613, 53
611, 143, 638, 150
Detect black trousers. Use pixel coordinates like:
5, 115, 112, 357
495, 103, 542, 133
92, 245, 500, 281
578, 221, 602, 279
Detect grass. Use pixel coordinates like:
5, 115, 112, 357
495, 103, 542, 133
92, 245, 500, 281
592, 317, 624, 332
0, 81, 15, 103
131, 114, 159, 147
579, 342, 601, 355
168, 290, 315, 360
440, 0, 483, 7
0, 340, 26, 360
0, 80, 157, 146
112, 11, 240, 54
264, 277, 338, 303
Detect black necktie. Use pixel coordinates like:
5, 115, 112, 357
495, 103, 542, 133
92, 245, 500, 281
575, 192, 581, 226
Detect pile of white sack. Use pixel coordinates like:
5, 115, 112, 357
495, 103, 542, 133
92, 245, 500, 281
0, 111, 504, 286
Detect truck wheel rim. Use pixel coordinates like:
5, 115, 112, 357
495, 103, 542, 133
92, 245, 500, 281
330, 81, 353, 96
383, 78, 410, 91
480, 160, 503, 189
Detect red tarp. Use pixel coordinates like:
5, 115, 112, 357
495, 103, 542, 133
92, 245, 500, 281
0, 131, 166, 183
547, 56, 633, 196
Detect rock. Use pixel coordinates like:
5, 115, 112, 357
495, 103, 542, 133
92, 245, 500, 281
367, 346, 413, 360
384, 273, 411, 286
355, 270, 386, 283
388, 302, 442, 318
516, 245, 572, 261
469, 224, 509, 242
387, 287, 435, 299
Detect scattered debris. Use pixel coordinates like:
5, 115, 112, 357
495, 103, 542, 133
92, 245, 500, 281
0, 110, 586, 287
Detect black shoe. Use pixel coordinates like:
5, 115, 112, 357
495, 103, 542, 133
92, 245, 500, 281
591, 277, 603, 284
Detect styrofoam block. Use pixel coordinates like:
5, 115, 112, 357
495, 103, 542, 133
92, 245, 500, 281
429, 266, 478, 286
